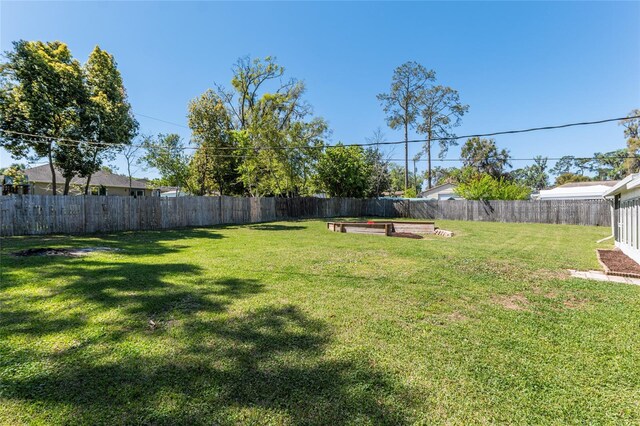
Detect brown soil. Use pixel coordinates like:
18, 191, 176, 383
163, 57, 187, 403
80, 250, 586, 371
446, 312, 469, 322
563, 297, 589, 309
13, 247, 119, 257
597, 249, 640, 278
389, 232, 423, 239
492, 294, 531, 311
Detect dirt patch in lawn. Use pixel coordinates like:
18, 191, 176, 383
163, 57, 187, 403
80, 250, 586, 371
12, 247, 120, 257
597, 249, 640, 278
563, 296, 589, 309
446, 311, 469, 322
492, 294, 531, 311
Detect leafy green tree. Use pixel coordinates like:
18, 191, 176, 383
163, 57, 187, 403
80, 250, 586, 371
213, 56, 328, 197
510, 156, 549, 191
404, 187, 418, 198
455, 174, 530, 200
377, 61, 435, 190
0, 163, 27, 184
364, 147, 391, 198
590, 149, 627, 180
0, 41, 137, 195
140, 134, 192, 194
81, 46, 138, 194
620, 110, 640, 174
315, 144, 372, 197
460, 137, 511, 178
187, 90, 240, 195
363, 128, 392, 197
0, 40, 86, 195
389, 163, 421, 193
554, 172, 591, 186
417, 85, 468, 188
550, 156, 577, 176
430, 166, 458, 185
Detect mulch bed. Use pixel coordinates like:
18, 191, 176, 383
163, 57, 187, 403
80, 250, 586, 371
597, 249, 640, 278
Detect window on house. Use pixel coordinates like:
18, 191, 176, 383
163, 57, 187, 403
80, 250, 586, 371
90, 186, 108, 196
130, 190, 144, 198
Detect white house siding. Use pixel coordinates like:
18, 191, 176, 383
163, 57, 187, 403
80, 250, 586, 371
615, 187, 640, 263
420, 183, 463, 200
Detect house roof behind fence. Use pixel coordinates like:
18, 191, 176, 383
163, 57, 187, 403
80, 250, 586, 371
25, 165, 148, 189
557, 180, 619, 188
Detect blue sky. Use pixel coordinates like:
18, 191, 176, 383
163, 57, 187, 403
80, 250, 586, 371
1, 1, 639, 179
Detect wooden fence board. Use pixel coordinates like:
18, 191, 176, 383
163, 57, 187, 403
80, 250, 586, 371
0, 196, 611, 236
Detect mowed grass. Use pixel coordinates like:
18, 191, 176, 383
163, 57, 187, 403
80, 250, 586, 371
1, 219, 639, 425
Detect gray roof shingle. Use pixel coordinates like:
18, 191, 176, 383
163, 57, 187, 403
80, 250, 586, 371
24, 165, 148, 189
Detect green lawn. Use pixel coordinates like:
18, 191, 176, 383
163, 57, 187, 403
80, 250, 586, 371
1, 220, 639, 425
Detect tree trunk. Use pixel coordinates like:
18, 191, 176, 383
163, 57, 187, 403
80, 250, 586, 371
84, 174, 93, 195
47, 146, 57, 196
128, 162, 132, 195
63, 176, 72, 195
427, 132, 433, 189
84, 150, 99, 195
404, 122, 409, 191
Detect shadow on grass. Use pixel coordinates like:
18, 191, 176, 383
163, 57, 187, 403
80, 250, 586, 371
5, 304, 411, 424
0, 227, 225, 258
1, 261, 262, 335
247, 223, 308, 231
1, 257, 413, 423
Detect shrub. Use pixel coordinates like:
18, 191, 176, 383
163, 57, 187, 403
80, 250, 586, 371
455, 174, 530, 200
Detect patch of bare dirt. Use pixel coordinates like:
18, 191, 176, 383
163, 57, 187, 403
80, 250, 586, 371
456, 259, 567, 283
563, 297, 589, 309
532, 287, 558, 299
389, 232, 423, 239
148, 318, 181, 332
532, 287, 591, 310
597, 249, 640, 278
446, 312, 468, 322
12, 247, 119, 257
492, 294, 531, 311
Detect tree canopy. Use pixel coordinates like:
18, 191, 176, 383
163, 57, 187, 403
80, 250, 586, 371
378, 61, 435, 190
455, 173, 530, 200
209, 56, 328, 197
0, 41, 137, 194
140, 134, 191, 194
315, 144, 372, 198
417, 85, 468, 189
460, 137, 511, 178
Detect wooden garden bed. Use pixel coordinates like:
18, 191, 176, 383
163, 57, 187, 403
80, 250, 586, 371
326, 220, 451, 238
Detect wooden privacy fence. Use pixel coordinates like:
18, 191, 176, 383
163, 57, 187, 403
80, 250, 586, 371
275, 198, 611, 227
0, 196, 276, 237
0, 195, 611, 236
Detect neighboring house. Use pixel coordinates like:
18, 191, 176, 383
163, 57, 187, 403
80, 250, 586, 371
419, 183, 463, 200
160, 190, 189, 198
1, 174, 31, 195
535, 181, 619, 201
381, 190, 405, 198
18, 165, 156, 196
603, 174, 640, 264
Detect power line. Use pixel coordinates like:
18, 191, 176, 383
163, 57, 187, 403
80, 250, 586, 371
134, 113, 190, 129
3, 136, 640, 163
4, 136, 638, 163
1, 114, 638, 153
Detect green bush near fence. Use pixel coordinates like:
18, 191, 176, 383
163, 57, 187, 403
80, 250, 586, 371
1, 220, 637, 424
